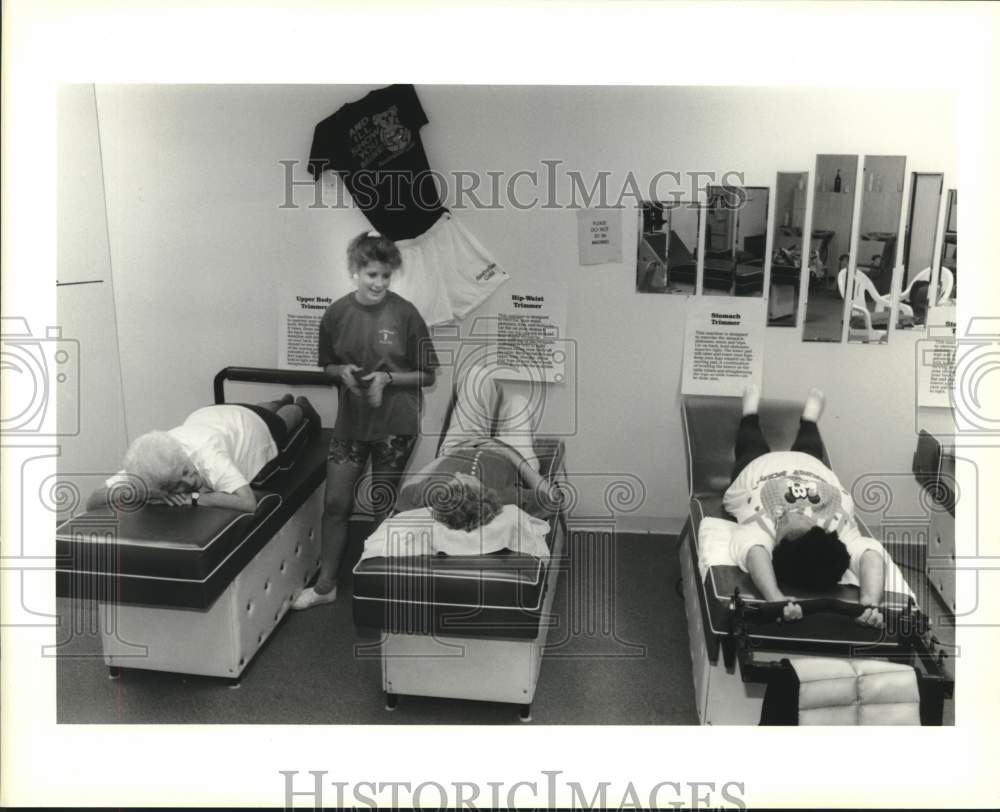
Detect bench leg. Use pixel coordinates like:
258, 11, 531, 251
518, 704, 532, 722
228, 677, 241, 689
385, 692, 398, 711
107, 665, 121, 679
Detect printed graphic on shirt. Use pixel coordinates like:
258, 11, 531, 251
373, 106, 412, 156
376, 327, 399, 347
348, 106, 415, 169
744, 468, 853, 538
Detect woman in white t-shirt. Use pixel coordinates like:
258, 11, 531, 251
86, 395, 321, 513
723, 384, 886, 628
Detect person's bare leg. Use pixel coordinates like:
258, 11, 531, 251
258, 393, 295, 412
293, 453, 365, 609
275, 404, 302, 433
439, 361, 500, 457
495, 390, 540, 472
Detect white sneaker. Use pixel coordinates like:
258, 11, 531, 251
292, 585, 337, 610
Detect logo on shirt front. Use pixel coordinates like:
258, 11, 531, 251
377, 328, 399, 346
373, 106, 412, 154
784, 479, 821, 505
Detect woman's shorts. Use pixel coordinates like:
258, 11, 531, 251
392, 212, 509, 326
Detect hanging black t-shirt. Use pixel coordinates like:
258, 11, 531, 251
307, 84, 446, 241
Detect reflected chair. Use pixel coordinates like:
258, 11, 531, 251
837, 268, 914, 343
901, 267, 954, 308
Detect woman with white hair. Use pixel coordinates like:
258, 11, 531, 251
86, 395, 321, 513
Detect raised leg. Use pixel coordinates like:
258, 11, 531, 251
790, 388, 827, 462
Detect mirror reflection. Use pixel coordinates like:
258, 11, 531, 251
846, 155, 907, 343
803, 154, 858, 342
939, 189, 957, 301
703, 186, 769, 297
636, 201, 700, 294
898, 172, 943, 326
768, 172, 808, 326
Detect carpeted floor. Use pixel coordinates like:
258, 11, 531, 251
56, 528, 700, 725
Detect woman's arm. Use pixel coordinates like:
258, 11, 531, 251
855, 549, 886, 628
161, 485, 257, 513
746, 545, 803, 621
363, 369, 435, 408
324, 363, 362, 392
86, 486, 111, 511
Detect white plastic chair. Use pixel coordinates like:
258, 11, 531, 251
837, 268, 908, 343
901, 266, 955, 307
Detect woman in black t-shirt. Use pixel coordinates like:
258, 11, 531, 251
293, 231, 438, 610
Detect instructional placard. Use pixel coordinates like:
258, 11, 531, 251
917, 304, 956, 409
577, 207, 622, 265
682, 297, 766, 396
492, 279, 568, 383
278, 291, 333, 369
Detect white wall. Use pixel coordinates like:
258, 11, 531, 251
56, 85, 127, 515
84, 84, 957, 530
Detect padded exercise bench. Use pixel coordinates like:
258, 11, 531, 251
55, 367, 331, 684
352, 390, 567, 720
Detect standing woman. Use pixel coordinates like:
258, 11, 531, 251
293, 231, 438, 609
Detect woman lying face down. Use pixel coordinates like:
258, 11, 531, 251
86, 396, 321, 514
723, 384, 887, 629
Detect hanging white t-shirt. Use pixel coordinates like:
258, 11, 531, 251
723, 451, 882, 575
108, 405, 277, 494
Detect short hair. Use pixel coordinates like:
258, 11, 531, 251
121, 431, 190, 495
428, 474, 503, 532
346, 231, 402, 274
772, 527, 850, 592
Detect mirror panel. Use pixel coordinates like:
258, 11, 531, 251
703, 186, 769, 297
768, 172, 808, 326
847, 155, 906, 343
897, 172, 943, 326
803, 154, 858, 342
940, 189, 957, 302
636, 200, 700, 294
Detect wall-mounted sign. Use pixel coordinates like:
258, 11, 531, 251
577, 208, 622, 265
682, 296, 766, 396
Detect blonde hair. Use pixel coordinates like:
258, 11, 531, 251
122, 431, 191, 495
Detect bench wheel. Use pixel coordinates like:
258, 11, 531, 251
385, 692, 398, 711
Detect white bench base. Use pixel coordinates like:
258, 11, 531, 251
100, 488, 322, 680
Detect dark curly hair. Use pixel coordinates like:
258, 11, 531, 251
772, 527, 850, 592
347, 231, 402, 273
429, 475, 503, 532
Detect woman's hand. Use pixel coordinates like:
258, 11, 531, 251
157, 493, 193, 507
855, 605, 885, 629
362, 371, 391, 408
780, 600, 803, 623
340, 365, 364, 395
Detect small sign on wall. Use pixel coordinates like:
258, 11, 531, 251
490, 278, 569, 384
577, 208, 622, 265
682, 296, 766, 396
278, 290, 333, 369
